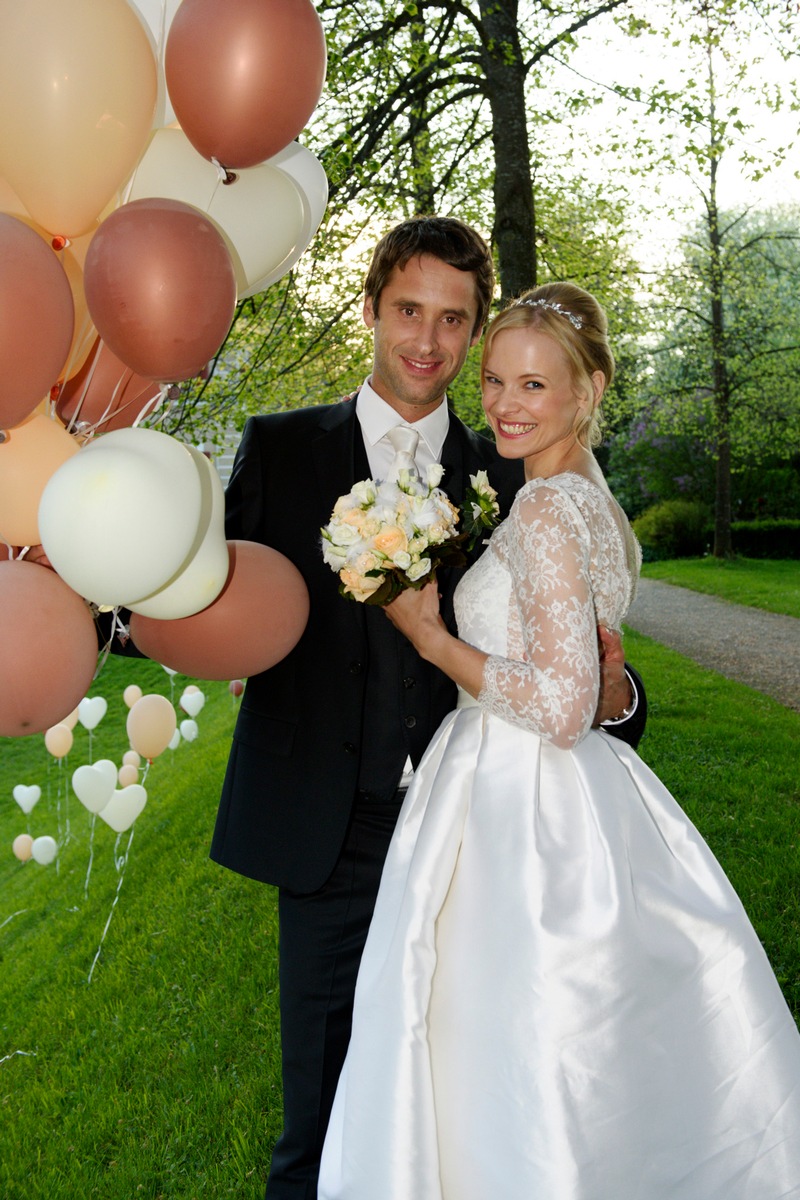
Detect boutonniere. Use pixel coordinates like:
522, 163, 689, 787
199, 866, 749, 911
460, 470, 500, 551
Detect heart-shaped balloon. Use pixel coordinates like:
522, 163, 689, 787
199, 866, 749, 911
97, 785, 147, 833
179, 718, 199, 742
72, 759, 118, 813
179, 690, 205, 717
78, 696, 108, 731
31, 835, 58, 865
12, 784, 41, 814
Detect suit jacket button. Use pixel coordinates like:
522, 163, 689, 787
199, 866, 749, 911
403, 676, 415, 689
343, 742, 357, 754
404, 716, 416, 729
349, 661, 363, 675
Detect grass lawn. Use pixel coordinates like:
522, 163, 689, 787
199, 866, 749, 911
1, 639, 799, 1197
641, 556, 800, 618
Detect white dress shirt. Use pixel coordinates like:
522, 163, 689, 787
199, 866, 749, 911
355, 377, 450, 481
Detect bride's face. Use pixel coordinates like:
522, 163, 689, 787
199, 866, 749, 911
482, 327, 598, 477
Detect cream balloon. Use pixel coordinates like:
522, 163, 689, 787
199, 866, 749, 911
126, 128, 305, 298
179, 718, 199, 742
0, 0, 157, 236
127, 448, 228, 619
122, 750, 141, 768
12, 833, 34, 863
31, 835, 58, 865
126, 0, 183, 126
72, 760, 118, 814
0, 415, 80, 547
61, 707, 80, 731
97, 785, 147, 833
239, 141, 329, 298
123, 685, 143, 709
38, 427, 203, 607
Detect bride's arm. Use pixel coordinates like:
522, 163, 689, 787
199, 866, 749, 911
385, 483, 599, 749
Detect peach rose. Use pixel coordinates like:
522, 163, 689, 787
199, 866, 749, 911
373, 525, 408, 561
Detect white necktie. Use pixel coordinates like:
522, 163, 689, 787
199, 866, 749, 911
385, 425, 420, 481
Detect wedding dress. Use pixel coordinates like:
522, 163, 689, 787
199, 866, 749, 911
318, 472, 800, 1200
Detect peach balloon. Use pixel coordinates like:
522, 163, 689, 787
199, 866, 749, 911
129, 540, 309, 680
44, 724, 74, 759
123, 685, 144, 709
126, 693, 177, 760
0, 216, 75, 428
13, 833, 34, 863
118, 763, 139, 788
61, 707, 80, 731
0, 0, 157, 236
122, 750, 142, 768
56, 338, 163, 435
83, 199, 237, 382
0, 414, 80, 547
0, 561, 98, 737
164, 0, 326, 169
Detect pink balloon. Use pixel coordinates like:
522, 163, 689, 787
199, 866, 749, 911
129, 540, 309, 680
229, 679, 244, 697
83, 199, 237, 382
0, 215, 75, 428
56, 337, 163, 434
0, 561, 98, 736
165, 0, 326, 169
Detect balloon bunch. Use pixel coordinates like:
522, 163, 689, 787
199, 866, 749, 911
0, 0, 324, 736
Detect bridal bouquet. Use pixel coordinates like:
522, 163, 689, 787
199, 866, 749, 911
321, 467, 500, 605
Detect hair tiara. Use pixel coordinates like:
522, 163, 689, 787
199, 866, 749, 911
514, 297, 583, 330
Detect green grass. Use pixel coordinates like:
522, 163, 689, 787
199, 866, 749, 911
641, 556, 800, 618
1, 642, 799, 1197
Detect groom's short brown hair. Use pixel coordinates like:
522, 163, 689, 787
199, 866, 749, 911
364, 216, 495, 335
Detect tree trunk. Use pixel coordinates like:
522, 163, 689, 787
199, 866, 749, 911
477, 0, 536, 301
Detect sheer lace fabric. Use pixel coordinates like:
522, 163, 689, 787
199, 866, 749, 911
460, 473, 639, 748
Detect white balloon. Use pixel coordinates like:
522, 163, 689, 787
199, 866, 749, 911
126, 128, 306, 298
78, 696, 108, 731
38, 427, 203, 607
179, 718, 198, 742
127, 448, 228, 619
179, 689, 205, 717
72, 759, 118, 813
168, 728, 181, 750
31, 835, 58, 865
12, 784, 41, 814
97, 785, 147, 833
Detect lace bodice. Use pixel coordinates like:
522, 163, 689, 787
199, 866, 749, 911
454, 472, 640, 749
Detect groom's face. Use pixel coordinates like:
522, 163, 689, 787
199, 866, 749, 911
364, 253, 482, 423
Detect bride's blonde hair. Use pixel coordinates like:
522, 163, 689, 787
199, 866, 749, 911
481, 283, 614, 448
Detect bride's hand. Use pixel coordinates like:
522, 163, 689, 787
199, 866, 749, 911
384, 581, 447, 659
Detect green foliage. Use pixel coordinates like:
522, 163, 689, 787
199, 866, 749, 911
632, 498, 711, 559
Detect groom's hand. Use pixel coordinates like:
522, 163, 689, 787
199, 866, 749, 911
594, 626, 632, 726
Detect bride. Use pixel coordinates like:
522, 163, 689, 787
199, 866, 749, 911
317, 283, 800, 1199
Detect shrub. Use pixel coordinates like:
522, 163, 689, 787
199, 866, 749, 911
730, 520, 800, 559
632, 499, 711, 560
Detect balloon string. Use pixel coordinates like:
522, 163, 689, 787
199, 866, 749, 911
0, 1049, 37, 1066
132, 383, 170, 429
0, 910, 29, 932
84, 814, 96, 901
87, 827, 135, 985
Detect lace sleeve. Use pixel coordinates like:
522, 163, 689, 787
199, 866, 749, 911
477, 482, 599, 749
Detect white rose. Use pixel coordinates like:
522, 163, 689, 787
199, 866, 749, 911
352, 479, 378, 505
406, 557, 432, 581
426, 463, 445, 488
392, 551, 412, 570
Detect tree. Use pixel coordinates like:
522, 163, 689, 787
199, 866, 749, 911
610, 0, 800, 554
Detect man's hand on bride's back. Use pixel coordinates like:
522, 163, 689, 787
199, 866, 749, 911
594, 626, 632, 725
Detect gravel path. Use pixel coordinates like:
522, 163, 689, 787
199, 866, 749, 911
624, 579, 800, 712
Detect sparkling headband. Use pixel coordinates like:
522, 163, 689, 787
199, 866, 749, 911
514, 297, 583, 330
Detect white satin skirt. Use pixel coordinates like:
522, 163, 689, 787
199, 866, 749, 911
318, 704, 800, 1199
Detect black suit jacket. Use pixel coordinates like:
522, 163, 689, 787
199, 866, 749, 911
210, 398, 523, 892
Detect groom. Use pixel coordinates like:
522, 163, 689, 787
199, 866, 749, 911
211, 216, 646, 1199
